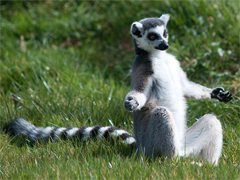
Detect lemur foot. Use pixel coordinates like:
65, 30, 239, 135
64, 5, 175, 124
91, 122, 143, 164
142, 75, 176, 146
124, 96, 139, 111
211, 87, 232, 103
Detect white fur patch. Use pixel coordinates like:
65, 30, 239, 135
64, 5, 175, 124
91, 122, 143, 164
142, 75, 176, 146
82, 127, 93, 141
98, 126, 111, 135
97, 126, 111, 139
191, 161, 203, 167
132, 21, 143, 30
111, 129, 128, 137
124, 137, 136, 144
159, 14, 170, 25
55, 128, 67, 135
35, 127, 54, 139
148, 26, 165, 38
66, 128, 79, 136
44, 127, 55, 134
135, 92, 147, 110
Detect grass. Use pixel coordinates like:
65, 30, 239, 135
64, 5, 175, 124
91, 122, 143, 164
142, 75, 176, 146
0, 1, 239, 179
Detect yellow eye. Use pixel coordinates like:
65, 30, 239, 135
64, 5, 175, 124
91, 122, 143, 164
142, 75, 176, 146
163, 32, 167, 38
148, 33, 159, 41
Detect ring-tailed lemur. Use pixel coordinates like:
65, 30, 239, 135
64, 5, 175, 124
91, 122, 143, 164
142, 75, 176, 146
124, 14, 232, 165
3, 14, 232, 166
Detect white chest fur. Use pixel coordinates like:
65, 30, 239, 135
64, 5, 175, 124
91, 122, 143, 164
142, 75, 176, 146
149, 51, 187, 140
150, 52, 183, 104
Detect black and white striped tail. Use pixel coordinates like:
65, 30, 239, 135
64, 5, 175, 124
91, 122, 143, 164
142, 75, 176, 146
3, 118, 136, 145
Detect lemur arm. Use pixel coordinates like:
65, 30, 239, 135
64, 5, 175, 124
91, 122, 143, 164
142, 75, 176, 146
180, 69, 232, 103
124, 60, 153, 111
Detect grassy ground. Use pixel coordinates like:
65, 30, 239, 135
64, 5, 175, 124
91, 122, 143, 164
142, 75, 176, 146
0, 1, 239, 179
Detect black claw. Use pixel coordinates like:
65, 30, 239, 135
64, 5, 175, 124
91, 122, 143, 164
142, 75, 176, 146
127, 96, 133, 101
211, 87, 233, 103
223, 91, 229, 95
219, 87, 224, 92
226, 94, 231, 98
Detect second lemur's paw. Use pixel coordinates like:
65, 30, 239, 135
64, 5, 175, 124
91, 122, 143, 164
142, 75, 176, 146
211, 87, 233, 103
124, 96, 139, 111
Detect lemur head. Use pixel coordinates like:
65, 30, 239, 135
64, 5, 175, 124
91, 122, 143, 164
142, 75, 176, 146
130, 14, 170, 53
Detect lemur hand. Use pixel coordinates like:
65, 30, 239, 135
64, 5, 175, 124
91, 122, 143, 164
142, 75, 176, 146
124, 96, 139, 111
211, 87, 232, 103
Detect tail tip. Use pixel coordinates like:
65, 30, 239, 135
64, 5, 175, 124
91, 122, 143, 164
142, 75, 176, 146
2, 118, 28, 136
3, 120, 15, 136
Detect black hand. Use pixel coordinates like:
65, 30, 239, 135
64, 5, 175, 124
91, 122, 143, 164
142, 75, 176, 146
211, 87, 233, 103
124, 96, 139, 111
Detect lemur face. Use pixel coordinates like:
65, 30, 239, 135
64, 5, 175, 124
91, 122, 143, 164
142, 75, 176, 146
130, 14, 170, 52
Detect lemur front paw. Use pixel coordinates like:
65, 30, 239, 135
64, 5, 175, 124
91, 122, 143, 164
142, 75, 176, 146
124, 96, 139, 111
211, 87, 233, 103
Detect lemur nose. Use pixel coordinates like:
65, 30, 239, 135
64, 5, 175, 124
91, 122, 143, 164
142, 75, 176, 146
156, 41, 169, 50
164, 43, 169, 49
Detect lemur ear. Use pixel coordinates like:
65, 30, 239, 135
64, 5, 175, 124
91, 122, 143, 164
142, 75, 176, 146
130, 22, 143, 38
159, 14, 170, 26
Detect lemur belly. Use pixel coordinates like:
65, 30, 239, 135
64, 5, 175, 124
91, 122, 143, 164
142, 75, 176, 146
149, 54, 187, 142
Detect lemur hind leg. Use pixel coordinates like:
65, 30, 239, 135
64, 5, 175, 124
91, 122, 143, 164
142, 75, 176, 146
184, 114, 223, 165
135, 105, 179, 158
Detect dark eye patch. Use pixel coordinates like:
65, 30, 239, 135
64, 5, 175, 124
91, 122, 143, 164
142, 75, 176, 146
147, 33, 159, 41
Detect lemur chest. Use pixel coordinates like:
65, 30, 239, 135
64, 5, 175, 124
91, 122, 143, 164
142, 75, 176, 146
149, 56, 182, 101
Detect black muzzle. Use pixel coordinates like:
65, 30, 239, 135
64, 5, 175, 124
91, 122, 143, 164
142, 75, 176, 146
155, 40, 169, 50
